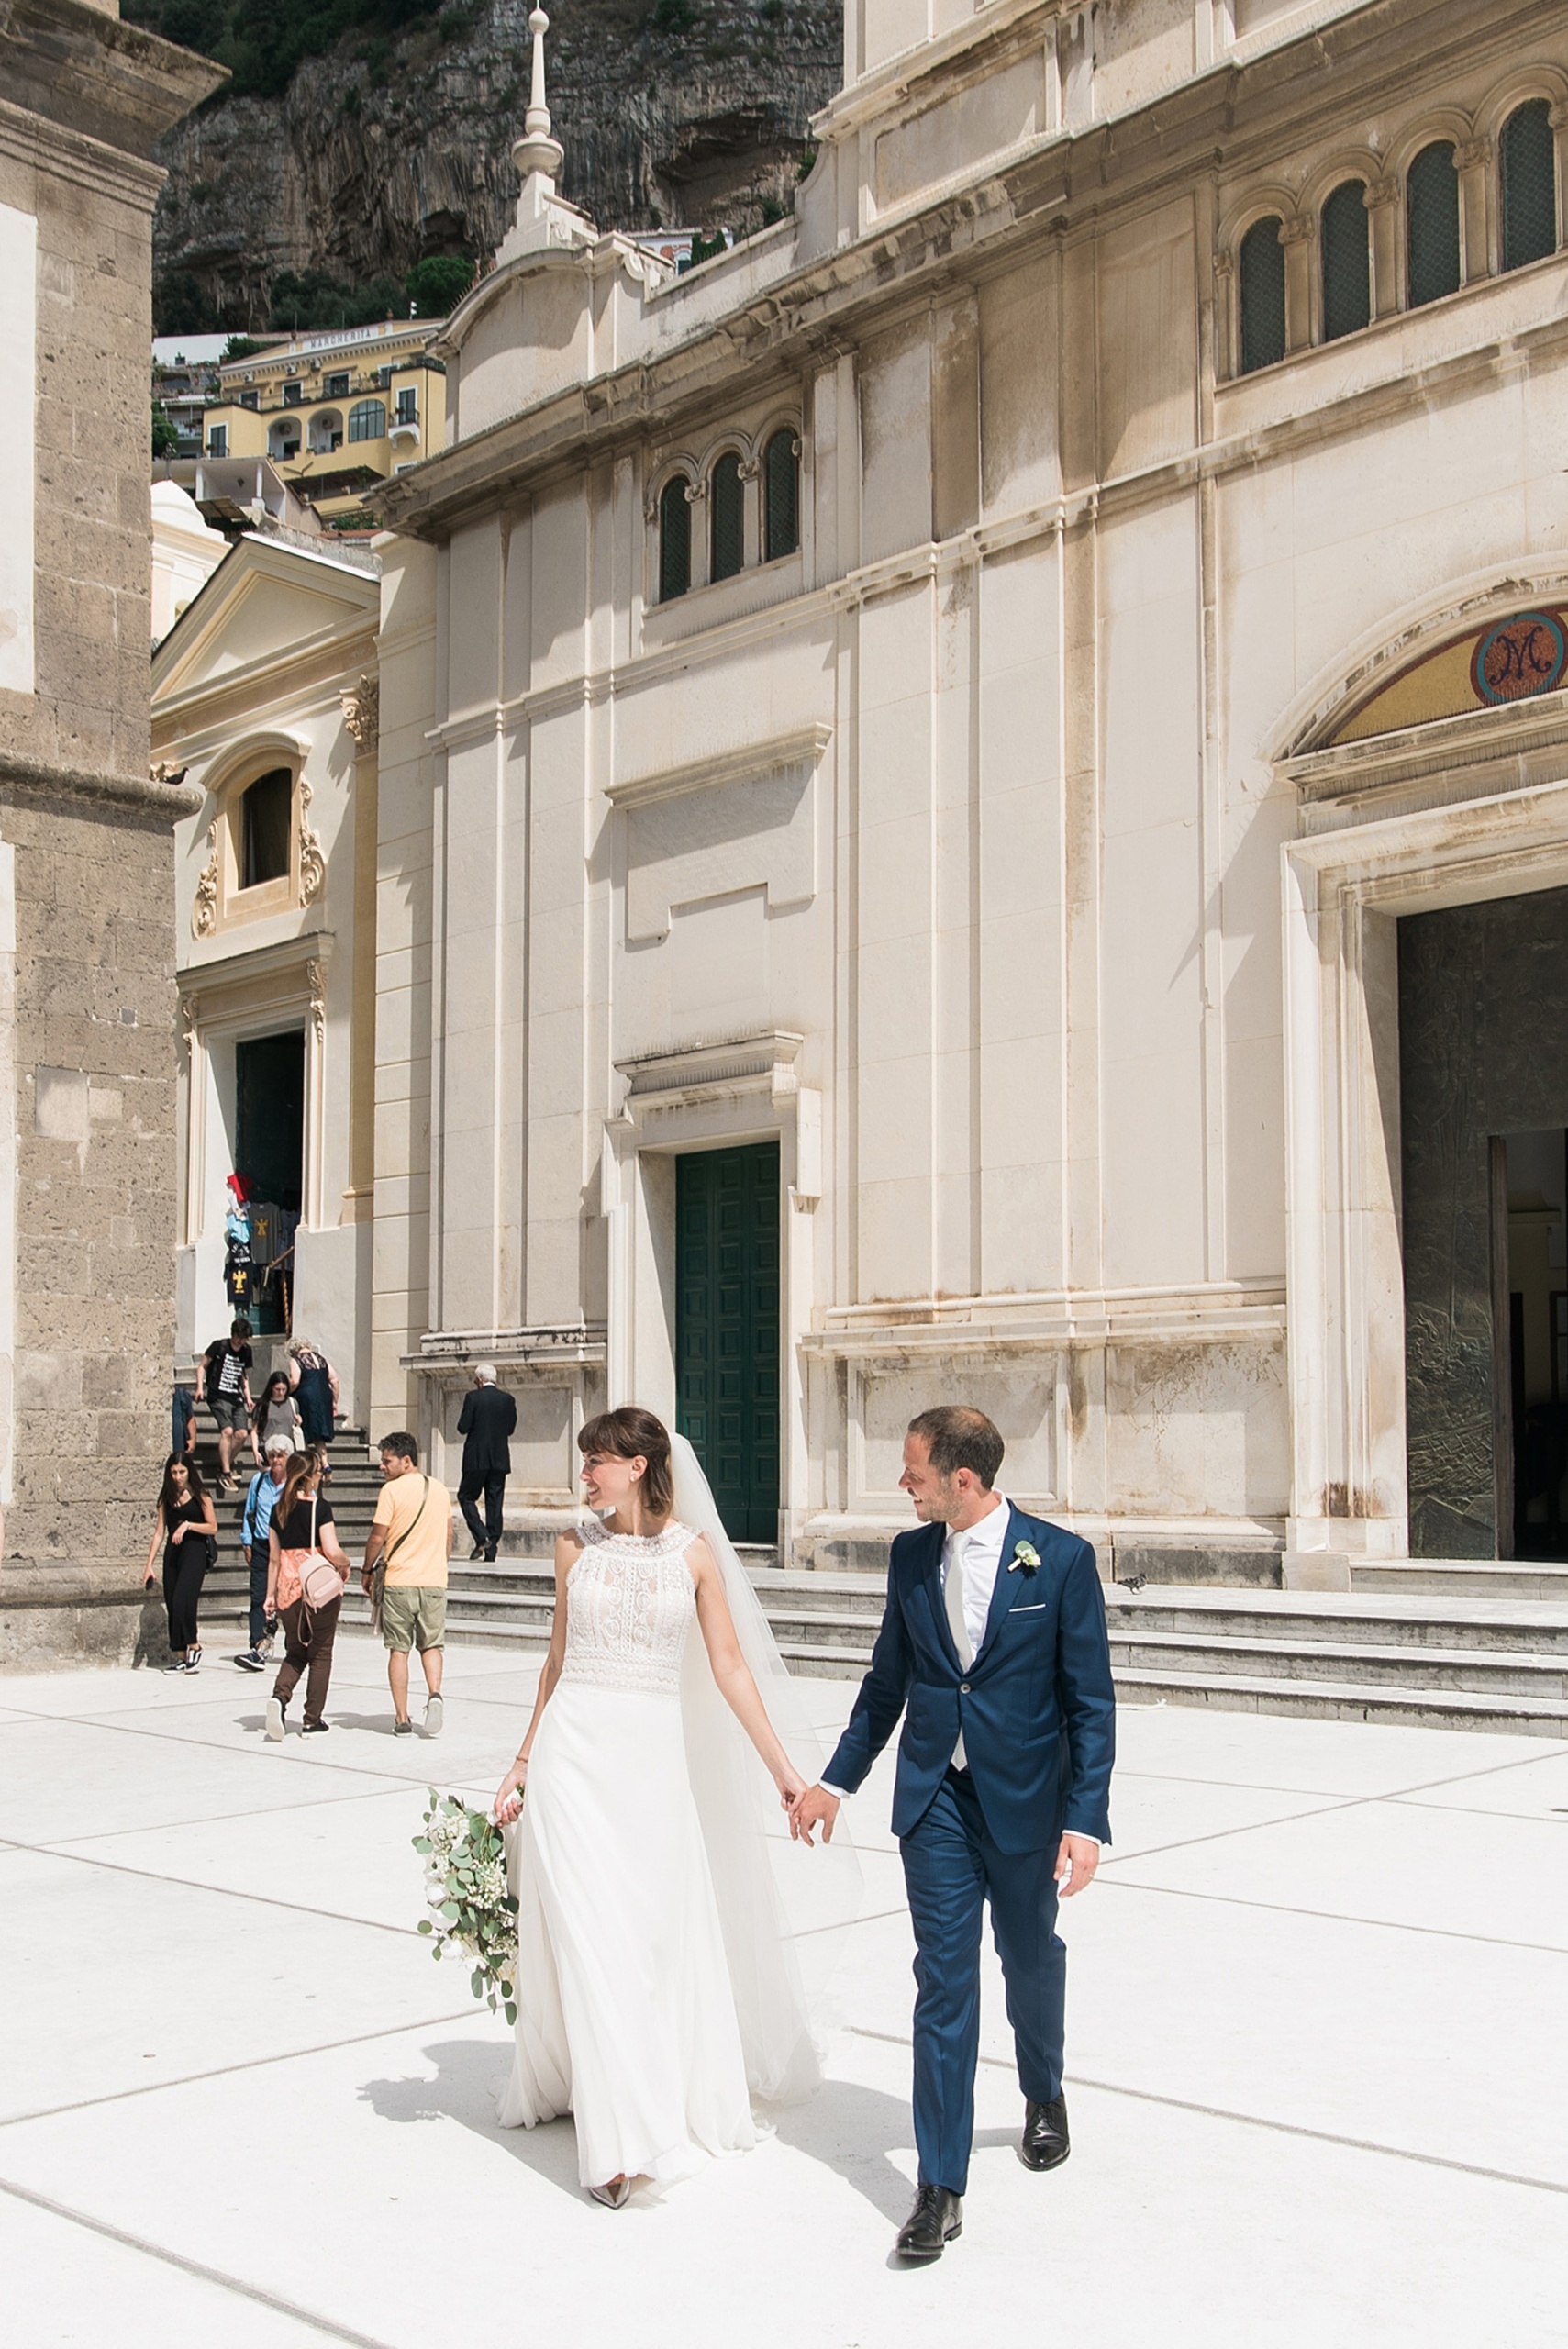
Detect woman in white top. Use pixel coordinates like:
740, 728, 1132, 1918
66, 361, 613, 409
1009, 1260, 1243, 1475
492, 1406, 851, 2208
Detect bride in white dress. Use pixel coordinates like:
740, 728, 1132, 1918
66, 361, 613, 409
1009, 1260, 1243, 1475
492, 1406, 852, 2207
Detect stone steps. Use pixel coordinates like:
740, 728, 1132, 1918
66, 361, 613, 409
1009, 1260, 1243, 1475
1107, 1664, 1568, 1738
190, 1537, 1568, 1735
1351, 1557, 1568, 1603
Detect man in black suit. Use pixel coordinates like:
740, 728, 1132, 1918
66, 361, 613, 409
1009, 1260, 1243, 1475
456, 1364, 517, 1563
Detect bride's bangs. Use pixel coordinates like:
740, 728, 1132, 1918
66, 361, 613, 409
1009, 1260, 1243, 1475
578, 1406, 674, 1516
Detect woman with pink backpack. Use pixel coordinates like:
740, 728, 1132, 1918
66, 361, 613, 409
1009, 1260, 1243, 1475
263, 1448, 350, 1740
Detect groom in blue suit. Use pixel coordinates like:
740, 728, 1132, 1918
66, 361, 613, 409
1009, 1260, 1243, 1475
791, 1405, 1115, 2260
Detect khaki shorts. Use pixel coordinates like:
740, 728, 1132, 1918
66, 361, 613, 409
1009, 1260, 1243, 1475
380, 1584, 446, 1653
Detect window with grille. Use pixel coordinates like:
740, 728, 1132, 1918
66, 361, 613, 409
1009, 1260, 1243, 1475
207, 424, 228, 457
1321, 179, 1371, 341
240, 770, 292, 891
710, 452, 744, 582
762, 429, 798, 561
395, 387, 418, 426
659, 475, 691, 601
1407, 141, 1462, 306
348, 399, 385, 442
1239, 217, 1286, 373
1501, 99, 1558, 273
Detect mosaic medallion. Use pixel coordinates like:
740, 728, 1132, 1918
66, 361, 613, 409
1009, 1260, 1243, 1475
1471, 610, 1567, 706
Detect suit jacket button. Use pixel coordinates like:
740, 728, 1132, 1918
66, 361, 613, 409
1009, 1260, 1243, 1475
960, 1681, 971, 1694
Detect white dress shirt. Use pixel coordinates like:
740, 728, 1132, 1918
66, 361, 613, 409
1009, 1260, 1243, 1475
941, 1493, 1010, 1657
819, 1494, 1101, 1845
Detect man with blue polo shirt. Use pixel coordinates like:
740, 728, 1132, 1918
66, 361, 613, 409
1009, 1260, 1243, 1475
234, 1436, 292, 1672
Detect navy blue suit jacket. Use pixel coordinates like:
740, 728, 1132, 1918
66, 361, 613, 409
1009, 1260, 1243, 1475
822, 1505, 1115, 1854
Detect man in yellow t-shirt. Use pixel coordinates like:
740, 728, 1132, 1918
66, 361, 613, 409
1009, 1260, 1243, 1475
362, 1431, 453, 1737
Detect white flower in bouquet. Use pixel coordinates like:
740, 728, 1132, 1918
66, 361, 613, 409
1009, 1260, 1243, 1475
412, 1788, 520, 2022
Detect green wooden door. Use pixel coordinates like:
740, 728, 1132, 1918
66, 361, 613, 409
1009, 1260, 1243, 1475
676, 1142, 780, 1543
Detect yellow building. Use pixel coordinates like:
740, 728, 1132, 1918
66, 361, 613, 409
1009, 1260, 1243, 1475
203, 319, 447, 525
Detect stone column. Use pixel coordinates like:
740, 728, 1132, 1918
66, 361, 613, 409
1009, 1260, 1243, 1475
1366, 176, 1400, 318
1282, 213, 1316, 352
1456, 137, 1493, 284
339, 674, 379, 1229
1552, 104, 1568, 251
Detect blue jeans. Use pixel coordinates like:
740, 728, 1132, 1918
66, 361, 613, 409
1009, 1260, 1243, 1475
246, 1548, 276, 1649
899, 1765, 1065, 2194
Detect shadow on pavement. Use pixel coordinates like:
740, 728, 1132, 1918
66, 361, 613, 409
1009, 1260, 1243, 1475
357, 2040, 959, 2226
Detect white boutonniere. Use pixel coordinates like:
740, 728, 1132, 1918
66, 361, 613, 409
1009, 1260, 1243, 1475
1009, 1539, 1040, 1576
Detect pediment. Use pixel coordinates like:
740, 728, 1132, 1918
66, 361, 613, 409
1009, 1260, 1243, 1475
1321, 604, 1568, 749
152, 540, 379, 705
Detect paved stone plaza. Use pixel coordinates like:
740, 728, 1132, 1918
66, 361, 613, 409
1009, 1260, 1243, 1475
0, 1640, 1562, 2346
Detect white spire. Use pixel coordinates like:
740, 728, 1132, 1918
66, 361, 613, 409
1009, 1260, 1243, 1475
511, 6, 564, 189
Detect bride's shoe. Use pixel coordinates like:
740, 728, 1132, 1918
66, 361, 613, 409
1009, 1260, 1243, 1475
589, 2176, 630, 2210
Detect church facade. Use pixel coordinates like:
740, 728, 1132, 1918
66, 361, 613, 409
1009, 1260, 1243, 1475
367, 0, 1568, 1583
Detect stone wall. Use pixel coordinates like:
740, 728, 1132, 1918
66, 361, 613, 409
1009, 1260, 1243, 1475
0, 1, 221, 1659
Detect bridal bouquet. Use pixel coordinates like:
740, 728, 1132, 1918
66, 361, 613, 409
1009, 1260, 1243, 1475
413, 1789, 519, 2024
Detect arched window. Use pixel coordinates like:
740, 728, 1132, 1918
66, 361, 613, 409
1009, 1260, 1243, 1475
308, 408, 342, 455
268, 418, 300, 461
762, 429, 798, 561
1238, 217, 1286, 373
659, 475, 691, 602
240, 769, 292, 891
1501, 99, 1558, 273
1321, 178, 1371, 341
1407, 141, 1462, 306
710, 451, 744, 582
348, 399, 386, 443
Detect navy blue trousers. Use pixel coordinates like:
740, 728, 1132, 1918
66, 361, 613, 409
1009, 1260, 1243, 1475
899, 1765, 1064, 2194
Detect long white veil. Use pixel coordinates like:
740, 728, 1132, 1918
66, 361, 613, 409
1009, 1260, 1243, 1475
670, 1432, 862, 2103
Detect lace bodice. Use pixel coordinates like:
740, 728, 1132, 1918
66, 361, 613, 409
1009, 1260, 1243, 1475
558, 1518, 699, 1698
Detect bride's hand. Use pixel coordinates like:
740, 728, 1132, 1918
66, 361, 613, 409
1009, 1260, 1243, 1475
774, 1763, 809, 1811
494, 1759, 528, 1823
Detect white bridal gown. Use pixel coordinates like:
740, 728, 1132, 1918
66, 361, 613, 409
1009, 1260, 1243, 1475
497, 1517, 758, 2187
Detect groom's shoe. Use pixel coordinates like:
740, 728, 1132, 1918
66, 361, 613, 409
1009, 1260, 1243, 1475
895, 2186, 962, 2262
1020, 2094, 1070, 2172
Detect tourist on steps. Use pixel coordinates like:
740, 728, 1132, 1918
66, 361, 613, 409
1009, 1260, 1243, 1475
287, 1339, 339, 1447
265, 1448, 350, 1740
457, 1362, 517, 1563
235, 1435, 292, 1673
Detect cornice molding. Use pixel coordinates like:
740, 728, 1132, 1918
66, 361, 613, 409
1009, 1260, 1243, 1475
605, 724, 832, 811
0, 751, 201, 819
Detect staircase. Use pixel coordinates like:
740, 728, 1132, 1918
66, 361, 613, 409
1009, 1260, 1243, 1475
1104, 1569, 1568, 1737
192, 1470, 1568, 1735
191, 1432, 383, 1645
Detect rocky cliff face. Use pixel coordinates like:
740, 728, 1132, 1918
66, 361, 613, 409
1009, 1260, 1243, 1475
152, 0, 842, 327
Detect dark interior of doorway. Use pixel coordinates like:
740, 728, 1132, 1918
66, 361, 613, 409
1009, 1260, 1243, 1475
234, 1030, 304, 1337
1504, 1130, 1568, 1561
675, 1141, 780, 1546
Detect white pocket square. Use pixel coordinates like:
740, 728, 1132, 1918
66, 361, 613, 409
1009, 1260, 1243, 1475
1012, 1603, 1047, 1614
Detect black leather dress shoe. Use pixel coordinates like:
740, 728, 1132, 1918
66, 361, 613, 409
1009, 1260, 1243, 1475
1020, 2094, 1070, 2171
895, 2185, 962, 2261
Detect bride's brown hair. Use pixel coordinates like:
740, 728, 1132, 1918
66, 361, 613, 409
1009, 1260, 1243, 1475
578, 1406, 674, 1518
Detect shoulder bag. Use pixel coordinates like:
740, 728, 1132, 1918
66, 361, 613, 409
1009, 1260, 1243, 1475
299, 1495, 345, 1612
369, 1475, 429, 1635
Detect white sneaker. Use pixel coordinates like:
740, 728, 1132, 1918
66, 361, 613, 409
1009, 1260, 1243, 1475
424, 1692, 444, 1738
265, 1697, 285, 1742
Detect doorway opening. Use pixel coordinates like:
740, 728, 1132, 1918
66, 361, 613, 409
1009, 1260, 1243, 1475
233, 1030, 304, 1336
674, 1141, 780, 1544
1502, 1130, 1568, 1560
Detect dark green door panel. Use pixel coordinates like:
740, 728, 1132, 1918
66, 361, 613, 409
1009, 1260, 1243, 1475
676, 1142, 780, 1543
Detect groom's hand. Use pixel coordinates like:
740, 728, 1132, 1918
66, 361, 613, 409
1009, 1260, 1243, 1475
789, 1786, 840, 1846
1054, 1832, 1100, 1898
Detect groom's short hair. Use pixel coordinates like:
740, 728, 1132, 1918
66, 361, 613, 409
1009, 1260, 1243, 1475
908, 1406, 1004, 1489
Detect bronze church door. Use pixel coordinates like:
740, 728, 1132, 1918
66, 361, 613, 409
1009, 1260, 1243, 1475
675, 1142, 780, 1545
